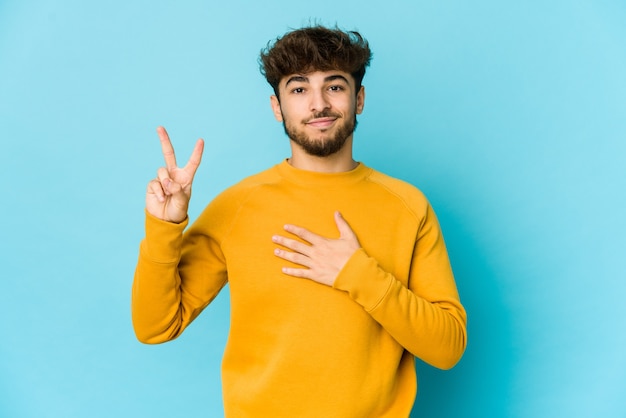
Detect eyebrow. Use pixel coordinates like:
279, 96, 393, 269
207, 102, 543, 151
284, 74, 350, 87
285, 75, 308, 86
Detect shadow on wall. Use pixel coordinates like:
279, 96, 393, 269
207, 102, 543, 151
411, 206, 515, 417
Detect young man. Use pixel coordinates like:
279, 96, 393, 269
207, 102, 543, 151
132, 26, 467, 417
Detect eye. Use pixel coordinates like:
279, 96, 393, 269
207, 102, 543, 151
291, 87, 305, 94
329, 85, 344, 92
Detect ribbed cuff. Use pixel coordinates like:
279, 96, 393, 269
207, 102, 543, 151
333, 248, 394, 312
141, 210, 189, 263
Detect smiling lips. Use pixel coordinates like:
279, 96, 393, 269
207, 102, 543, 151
304, 111, 341, 129
306, 117, 337, 129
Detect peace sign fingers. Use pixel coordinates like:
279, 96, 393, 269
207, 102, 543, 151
146, 126, 205, 223
157, 126, 205, 178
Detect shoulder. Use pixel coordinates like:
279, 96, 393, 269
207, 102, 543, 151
364, 167, 431, 213
363, 167, 444, 236
189, 164, 282, 236
204, 164, 282, 212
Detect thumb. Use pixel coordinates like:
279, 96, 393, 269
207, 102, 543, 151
334, 211, 356, 240
163, 178, 181, 194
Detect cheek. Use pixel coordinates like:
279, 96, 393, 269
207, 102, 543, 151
279, 104, 302, 124
337, 97, 357, 115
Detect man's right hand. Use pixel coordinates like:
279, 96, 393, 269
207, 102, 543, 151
146, 126, 204, 223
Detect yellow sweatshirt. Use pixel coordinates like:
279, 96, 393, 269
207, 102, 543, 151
132, 160, 467, 417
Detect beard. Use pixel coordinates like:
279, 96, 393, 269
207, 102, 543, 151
282, 110, 358, 157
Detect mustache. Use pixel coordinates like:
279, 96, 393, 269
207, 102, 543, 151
303, 110, 342, 123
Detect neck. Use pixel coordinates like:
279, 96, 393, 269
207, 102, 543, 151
288, 138, 357, 173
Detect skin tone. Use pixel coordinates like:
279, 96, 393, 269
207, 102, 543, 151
146, 70, 365, 287
146, 126, 204, 224
272, 211, 361, 286
270, 70, 365, 172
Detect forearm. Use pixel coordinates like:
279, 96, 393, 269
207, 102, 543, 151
131, 213, 189, 344
131, 211, 229, 344
334, 249, 467, 369
132, 254, 187, 343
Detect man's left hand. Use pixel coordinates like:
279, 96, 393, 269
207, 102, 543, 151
272, 211, 361, 286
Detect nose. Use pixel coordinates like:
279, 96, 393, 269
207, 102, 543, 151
310, 89, 330, 112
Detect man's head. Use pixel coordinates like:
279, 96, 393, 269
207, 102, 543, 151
260, 26, 372, 158
259, 25, 372, 99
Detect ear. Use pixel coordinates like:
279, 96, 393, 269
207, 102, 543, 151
270, 95, 283, 122
356, 86, 365, 115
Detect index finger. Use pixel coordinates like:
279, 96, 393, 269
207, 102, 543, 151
283, 224, 321, 244
157, 126, 177, 170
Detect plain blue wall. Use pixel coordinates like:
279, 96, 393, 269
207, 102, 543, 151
1, 0, 624, 417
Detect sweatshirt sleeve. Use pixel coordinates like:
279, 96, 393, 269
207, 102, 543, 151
131, 210, 228, 344
333, 203, 467, 370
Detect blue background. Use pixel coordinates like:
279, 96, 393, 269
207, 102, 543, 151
1, 0, 625, 417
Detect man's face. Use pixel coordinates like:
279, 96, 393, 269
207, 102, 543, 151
270, 70, 365, 157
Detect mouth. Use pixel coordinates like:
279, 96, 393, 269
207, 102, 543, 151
305, 117, 338, 129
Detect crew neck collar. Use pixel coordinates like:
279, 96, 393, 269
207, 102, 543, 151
276, 159, 371, 187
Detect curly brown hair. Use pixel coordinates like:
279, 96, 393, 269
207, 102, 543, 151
259, 25, 372, 98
